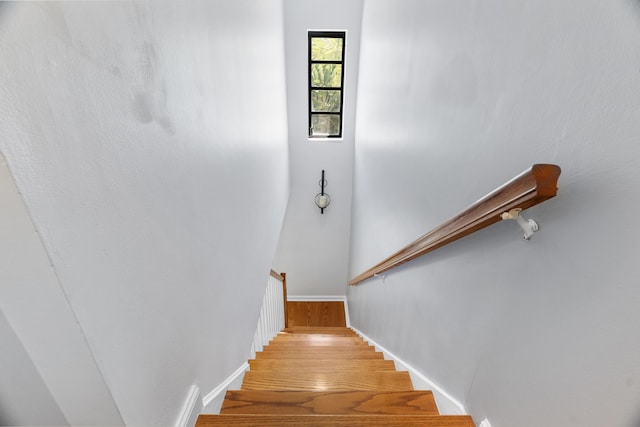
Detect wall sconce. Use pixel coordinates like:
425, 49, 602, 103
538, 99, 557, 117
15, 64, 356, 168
315, 170, 331, 214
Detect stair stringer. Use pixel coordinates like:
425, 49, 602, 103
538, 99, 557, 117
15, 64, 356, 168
350, 327, 467, 416
201, 363, 249, 415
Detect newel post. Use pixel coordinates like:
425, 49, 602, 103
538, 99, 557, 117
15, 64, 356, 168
281, 272, 288, 328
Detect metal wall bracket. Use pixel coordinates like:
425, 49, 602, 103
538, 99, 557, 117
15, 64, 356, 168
500, 208, 539, 240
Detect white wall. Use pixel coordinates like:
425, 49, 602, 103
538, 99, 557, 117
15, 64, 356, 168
272, 0, 362, 296
0, 2, 289, 426
0, 309, 68, 426
0, 152, 123, 426
348, 1, 640, 427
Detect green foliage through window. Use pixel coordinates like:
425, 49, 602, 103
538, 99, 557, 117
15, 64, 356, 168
309, 32, 345, 138
311, 37, 343, 61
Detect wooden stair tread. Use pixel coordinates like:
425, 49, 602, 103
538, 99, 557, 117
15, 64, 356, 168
268, 342, 369, 348
274, 334, 364, 340
196, 414, 475, 426
279, 328, 353, 332
269, 340, 369, 346
248, 359, 396, 371
269, 335, 369, 345
254, 350, 384, 359
241, 371, 413, 391
277, 333, 359, 339
282, 327, 356, 336
284, 336, 359, 341
276, 333, 361, 340
264, 342, 376, 351
221, 390, 439, 415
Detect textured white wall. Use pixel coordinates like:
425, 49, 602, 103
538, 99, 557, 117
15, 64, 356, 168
0, 309, 68, 426
0, 153, 123, 426
0, 2, 288, 426
348, 1, 640, 426
272, 0, 362, 296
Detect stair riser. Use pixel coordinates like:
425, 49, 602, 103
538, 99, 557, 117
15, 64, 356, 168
221, 390, 439, 415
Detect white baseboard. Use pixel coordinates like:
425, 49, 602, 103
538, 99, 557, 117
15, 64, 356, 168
350, 327, 467, 416
174, 385, 202, 427
202, 363, 249, 412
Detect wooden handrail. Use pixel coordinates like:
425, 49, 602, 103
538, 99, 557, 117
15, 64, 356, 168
270, 269, 284, 282
349, 164, 561, 286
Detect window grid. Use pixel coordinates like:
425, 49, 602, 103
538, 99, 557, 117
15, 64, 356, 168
308, 31, 346, 139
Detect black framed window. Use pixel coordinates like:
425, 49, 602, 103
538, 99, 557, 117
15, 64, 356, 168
308, 31, 345, 138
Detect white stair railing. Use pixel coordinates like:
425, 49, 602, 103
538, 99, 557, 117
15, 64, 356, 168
250, 270, 286, 357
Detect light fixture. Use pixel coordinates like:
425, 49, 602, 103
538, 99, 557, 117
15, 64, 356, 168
315, 170, 331, 214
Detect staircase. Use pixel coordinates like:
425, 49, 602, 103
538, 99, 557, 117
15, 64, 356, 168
196, 326, 475, 426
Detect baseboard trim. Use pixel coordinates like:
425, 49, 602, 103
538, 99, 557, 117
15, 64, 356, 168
174, 385, 202, 427
287, 295, 347, 302
202, 362, 249, 408
350, 326, 467, 415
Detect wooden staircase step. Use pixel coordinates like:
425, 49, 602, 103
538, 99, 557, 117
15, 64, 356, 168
263, 344, 372, 351
274, 334, 364, 341
196, 414, 476, 426
269, 338, 370, 347
248, 359, 397, 372
196, 327, 473, 426
274, 332, 362, 340
282, 327, 356, 336
221, 390, 439, 415
271, 334, 367, 341
254, 350, 384, 360
241, 371, 413, 391
276, 336, 361, 342
264, 342, 376, 351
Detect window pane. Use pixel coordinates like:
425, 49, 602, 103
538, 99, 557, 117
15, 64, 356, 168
311, 114, 341, 136
311, 64, 342, 88
311, 37, 343, 61
311, 90, 341, 112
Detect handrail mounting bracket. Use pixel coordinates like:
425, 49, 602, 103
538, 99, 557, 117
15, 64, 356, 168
501, 208, 539, 240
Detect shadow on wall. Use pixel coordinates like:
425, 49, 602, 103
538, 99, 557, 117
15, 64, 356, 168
0, 2, 15, 23
628, 0, 640, 23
